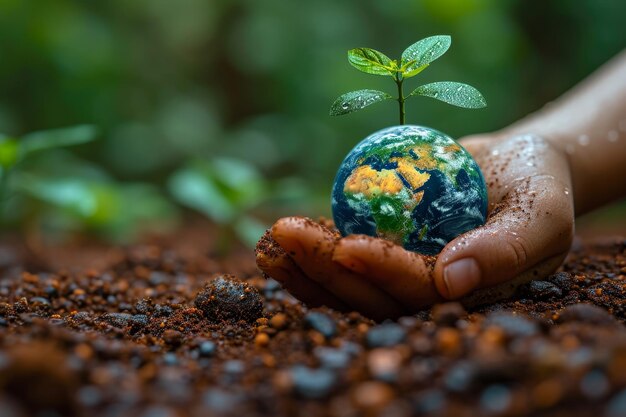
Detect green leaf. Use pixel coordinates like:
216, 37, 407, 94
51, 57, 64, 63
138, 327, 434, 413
401, 35, 451, 74
16, 175, 105, 219
347, 48, 394, 76
168, 158, 266, 224
0, 136, 19, 170
19, 125, 98, 158
330, 89, 392, 116
409, 82, 487, 108
16, 173, 178, 241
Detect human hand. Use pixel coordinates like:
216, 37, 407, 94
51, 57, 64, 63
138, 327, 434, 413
255, 134, 575, 320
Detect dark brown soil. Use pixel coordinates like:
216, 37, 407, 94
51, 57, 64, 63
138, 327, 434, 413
1, 234, 626, 417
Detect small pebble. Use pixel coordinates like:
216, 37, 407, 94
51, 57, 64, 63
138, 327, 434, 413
366, 323, 406, 348
163, 353, 178, 366
432, 302, 466, 326
580, 369, 609, 399
290, 365, 337, 399
523, 280, 563, 299
202, 388, 240, 413
367, 348, 402, 382
484, 312, 539, 338
351, 381, 395, 410
549, 272, 573, 292
480, 384, 512, 413
163, 330, 183, 347
223, 360, 244, 375
608, 389, 626, 417
198, 341, 217, 357
412, 389, 446, 413
436, 328, 462, 356
29, 297, 51, 307
444, 361, 475, 393
304, 312, 337, 339
102, 313, 133, 328
314, 347, 351, 370
263, 279, 282, 299
270, 313, 288, 330
254, 333, 270, 347
557, 303, 616, 326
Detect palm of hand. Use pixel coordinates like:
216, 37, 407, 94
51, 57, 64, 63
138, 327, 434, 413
256, 134, 574, 321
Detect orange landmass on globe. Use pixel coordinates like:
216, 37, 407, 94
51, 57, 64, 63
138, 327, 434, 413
343, 165, 404, 198
343, 160, 429, 209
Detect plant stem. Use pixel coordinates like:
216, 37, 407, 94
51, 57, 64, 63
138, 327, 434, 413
395, 73, 405, 125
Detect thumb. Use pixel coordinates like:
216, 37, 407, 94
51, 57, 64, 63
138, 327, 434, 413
434, 136, 575, 300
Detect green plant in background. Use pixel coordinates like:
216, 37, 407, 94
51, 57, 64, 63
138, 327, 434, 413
0, 1, 623, 242
330, 35, 486, 124
0, 125, 178, 242
0, 125, 98, 208
169, 158, 309, 252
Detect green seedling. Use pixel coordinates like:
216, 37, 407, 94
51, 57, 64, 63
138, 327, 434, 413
168, 157, 309, 253
0, 125, 98, 211
0, 125, 177, 242
330, 35, 486, 124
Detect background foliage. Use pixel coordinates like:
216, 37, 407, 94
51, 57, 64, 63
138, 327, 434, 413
0, 0, 624, 243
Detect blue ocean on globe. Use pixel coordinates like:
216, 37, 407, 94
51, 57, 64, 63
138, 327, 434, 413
331, 125, 488, 255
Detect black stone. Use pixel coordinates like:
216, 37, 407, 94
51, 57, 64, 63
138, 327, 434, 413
102, 313, 133, 328
194, 275, 263, 323
548, 272, 573, 293
522, 280, 563, 299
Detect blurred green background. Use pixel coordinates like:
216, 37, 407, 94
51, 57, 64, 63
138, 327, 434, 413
0, 0, 624, 245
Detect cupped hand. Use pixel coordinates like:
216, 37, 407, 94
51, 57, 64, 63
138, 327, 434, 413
255, 134, 575, 320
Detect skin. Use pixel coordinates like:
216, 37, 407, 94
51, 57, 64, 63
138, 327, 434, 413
256, 50, 626, 320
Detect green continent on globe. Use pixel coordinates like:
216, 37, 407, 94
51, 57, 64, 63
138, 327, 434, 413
331, 125, 488, 255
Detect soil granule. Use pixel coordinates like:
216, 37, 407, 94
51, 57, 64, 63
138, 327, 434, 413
1, 235, 626, 416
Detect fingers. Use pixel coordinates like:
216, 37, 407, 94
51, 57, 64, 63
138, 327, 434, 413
333, 234, 443, 311
255, 231, 350, 311
434, 135, 575, 299
271, 217, 406, 320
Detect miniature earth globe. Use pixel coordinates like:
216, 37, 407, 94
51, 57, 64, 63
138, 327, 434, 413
331, 125, 488, 255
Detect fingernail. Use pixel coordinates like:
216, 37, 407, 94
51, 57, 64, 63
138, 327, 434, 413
443, 258, 481, 299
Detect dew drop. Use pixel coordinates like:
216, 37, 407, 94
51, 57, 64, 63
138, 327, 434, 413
491, 150, 500, 156
456, 86, 463, 92
577, 134, 590, 146
564, 189, 570, 195
608, 130, 619, 142
526, 162, 534, 167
